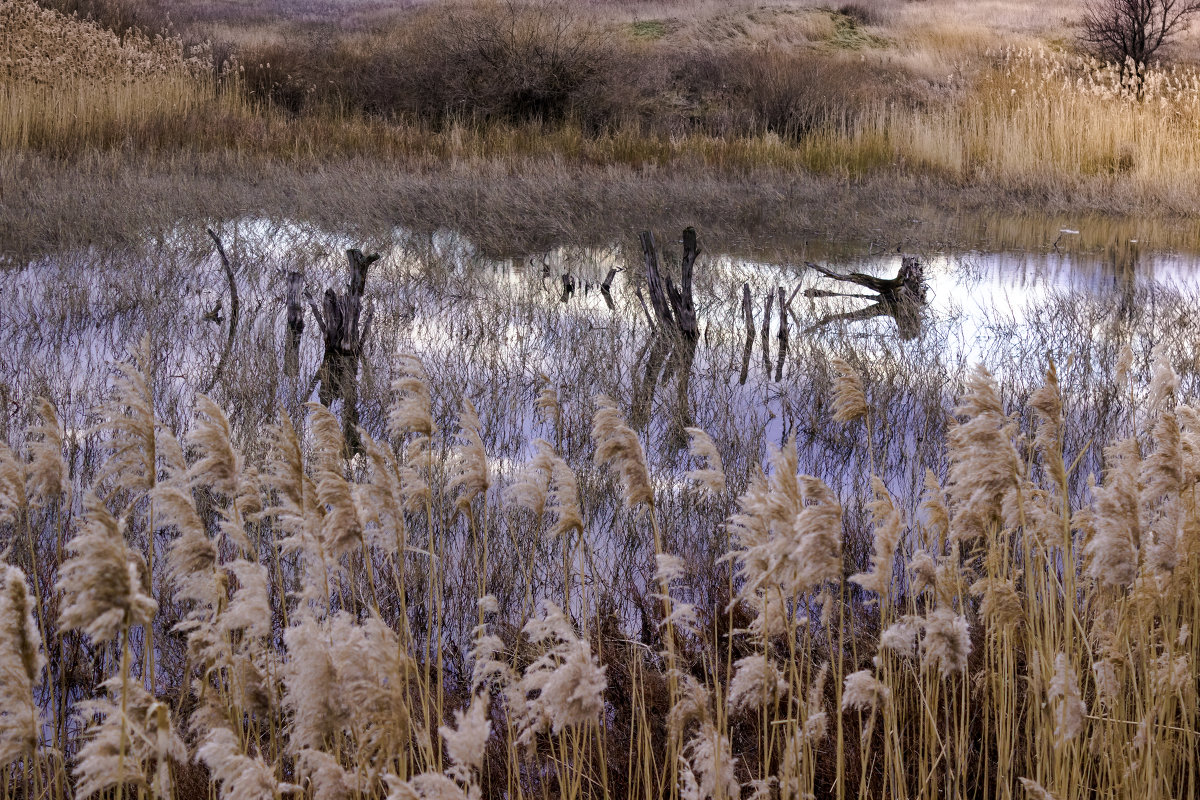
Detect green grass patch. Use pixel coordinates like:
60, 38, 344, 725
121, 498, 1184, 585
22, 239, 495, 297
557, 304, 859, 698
829, 11, 886, 50
631, 19, 667, 40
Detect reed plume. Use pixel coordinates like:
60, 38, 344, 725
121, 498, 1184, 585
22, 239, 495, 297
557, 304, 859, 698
92, 338, 157, 502
448, 398, 491, 515
25, 397, 66, 505
920, 609, 971, 678
1048, 653, 1086, 743
591, 395, 653, 509
73, 681, 185, 799
198, 726, 297, 800
830, 357, 868, 424
946, 365, 1021, 542
842, 669, 890, 712
1084, 438, 1141, 589
849, 477, 902, 599
728, 654, 786, 712
389, 353, 435, 439
685, 427, 726, 496
0, 443, 26, 523
57, 493, 157, 642
0, 566, 43, 765
509, 602, 607, 748
307, 402, 363, 558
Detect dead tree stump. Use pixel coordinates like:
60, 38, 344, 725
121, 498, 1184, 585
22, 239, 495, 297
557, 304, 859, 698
805, 256, 926, 305
640, 228, 700, 341
803, 256, 928, 340
307, 248, 380, 453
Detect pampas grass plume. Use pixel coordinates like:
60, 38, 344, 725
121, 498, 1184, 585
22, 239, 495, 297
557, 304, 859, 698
26, 396, 66, 504
842, 669, 891, 712
685, 427, 726, 495
448, 398, 491, 514
591, 395, 653, 509
920, 609, 971, 678
1048, 653, 1087, 742
57, 493, 157, 642
389, 353, 435, 439
0, 566, 43, 764
830, 357, 868, 424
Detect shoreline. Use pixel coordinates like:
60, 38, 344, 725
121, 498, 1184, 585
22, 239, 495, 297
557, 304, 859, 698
6, 151, 1200, 261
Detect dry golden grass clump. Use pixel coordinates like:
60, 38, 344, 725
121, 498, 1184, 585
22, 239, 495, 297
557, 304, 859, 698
0, 0, 207, 85
0, 0, 236, 152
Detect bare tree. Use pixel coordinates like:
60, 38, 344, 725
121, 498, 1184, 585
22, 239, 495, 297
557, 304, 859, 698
1082, 0, 1200, 69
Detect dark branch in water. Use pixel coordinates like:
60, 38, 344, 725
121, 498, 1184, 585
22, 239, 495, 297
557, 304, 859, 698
203, 228, 240, 394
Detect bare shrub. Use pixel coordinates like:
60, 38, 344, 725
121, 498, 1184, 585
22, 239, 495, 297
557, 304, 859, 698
1081, 0, 1200, 67
671, 49, 914, 139
398, 1, 625, 127
240, 1, 625, 128
838, 3, 887, 27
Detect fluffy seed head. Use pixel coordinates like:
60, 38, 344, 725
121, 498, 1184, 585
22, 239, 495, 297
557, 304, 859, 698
920, 610, 971, 678
842, 669, 891, 712
389, 353, 434, 438
1048, 653, 1087, 743
685, 427, 726, 496
591, 395, 653, 509
830, 357, 868, 424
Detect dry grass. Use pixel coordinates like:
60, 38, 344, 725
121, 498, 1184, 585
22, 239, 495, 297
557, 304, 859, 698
0, 0, 242, 152
10, 0, 1200, 210
4, 3, 1200, 796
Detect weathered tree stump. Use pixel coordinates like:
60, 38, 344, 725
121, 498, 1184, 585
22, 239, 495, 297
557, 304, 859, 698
284, 271, 305, 378
640, 228, 700, 341
307, 248, 380, 454
805, 256, 926, 305
760, 287, 775, 374
600, 266, 621, 311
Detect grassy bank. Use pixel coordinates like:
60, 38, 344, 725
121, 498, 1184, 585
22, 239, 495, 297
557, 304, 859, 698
8, 0, 1200, 256
10, 150, 1200, 263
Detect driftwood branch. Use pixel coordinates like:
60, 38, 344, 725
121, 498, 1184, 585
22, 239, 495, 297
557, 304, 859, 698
804, 256, 926, 304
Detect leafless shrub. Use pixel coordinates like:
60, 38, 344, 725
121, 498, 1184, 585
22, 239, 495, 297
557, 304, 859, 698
1081, 0, 1200, 68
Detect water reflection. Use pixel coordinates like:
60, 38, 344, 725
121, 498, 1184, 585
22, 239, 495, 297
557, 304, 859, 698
1, 219, 1198, 552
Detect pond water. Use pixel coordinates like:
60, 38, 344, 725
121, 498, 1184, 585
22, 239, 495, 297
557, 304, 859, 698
1, 218, 1197, 566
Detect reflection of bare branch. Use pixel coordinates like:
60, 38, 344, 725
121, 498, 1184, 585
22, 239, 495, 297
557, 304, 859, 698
806, 299, 922, 340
